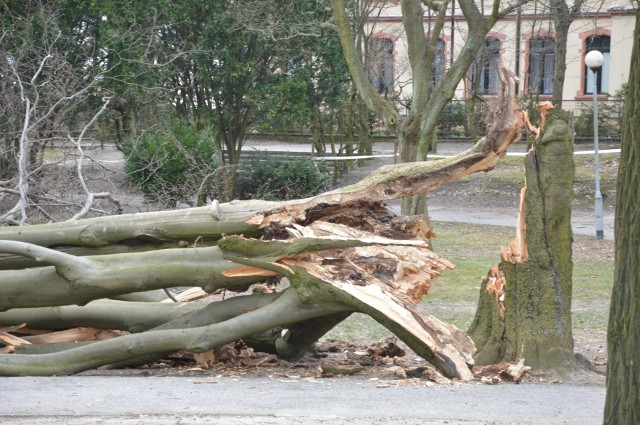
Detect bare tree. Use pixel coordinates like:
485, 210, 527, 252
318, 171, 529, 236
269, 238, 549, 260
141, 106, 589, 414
330, 0, 531, 214
0, 5, 121, 224
0, 2, 170, 224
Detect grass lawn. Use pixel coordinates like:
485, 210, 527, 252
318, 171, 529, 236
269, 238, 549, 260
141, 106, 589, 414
323, 220, 615, 350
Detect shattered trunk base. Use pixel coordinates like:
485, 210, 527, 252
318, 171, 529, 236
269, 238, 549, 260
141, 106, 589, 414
468, 107, 577, 373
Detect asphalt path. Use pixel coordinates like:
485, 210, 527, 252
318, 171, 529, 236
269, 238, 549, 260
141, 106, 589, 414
0, 376, 605, 424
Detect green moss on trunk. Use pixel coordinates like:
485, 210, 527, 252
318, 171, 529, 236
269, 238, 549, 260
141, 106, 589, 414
604, 7, 640, 423
469, 109, 576, 372
468, 267, 506, 365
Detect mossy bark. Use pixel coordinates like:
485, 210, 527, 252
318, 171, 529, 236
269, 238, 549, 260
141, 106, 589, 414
469, 108, 576, 372
604, 8, 640, 423
467, 266, 507, 365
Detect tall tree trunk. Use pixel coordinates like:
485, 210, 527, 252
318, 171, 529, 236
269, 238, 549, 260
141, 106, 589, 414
551, 19, 570, 107
604, 7, 640, 423
310, 106, 326, 156
469, 107, 576, 372
400, 114, 428, 215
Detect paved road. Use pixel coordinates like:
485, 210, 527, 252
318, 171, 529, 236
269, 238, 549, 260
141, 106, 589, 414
426, 204, 615, 240
0, 376, 605, 424
86, 140, 616, 240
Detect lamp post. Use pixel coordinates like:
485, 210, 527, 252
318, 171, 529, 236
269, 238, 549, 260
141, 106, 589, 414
585, 50, 605, 240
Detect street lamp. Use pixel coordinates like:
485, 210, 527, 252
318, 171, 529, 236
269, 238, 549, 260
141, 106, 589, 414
585, 50, 605, 240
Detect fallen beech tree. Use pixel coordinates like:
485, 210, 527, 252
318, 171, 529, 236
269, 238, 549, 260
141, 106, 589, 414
0, 71, 525, 380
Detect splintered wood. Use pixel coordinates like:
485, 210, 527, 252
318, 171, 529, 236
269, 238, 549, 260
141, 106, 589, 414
271, 220, 476, 381
283, 220, 453, 304
477, 358, 532, 384
501, 186, 528, 264
523, 101, 554, 140
484, 264, 506, 320
0, 327, 120, 353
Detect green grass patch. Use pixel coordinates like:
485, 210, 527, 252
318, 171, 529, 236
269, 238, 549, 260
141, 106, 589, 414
572, 260, 614, 301
324, 221, 614, 343
572, 307, 610, 329
322, 313, 391, 344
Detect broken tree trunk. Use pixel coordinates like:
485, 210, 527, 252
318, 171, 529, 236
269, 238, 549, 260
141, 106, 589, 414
468, 107, 577, 372
0, 72, 524, 379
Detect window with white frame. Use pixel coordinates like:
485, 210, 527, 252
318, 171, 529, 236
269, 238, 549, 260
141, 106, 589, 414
370, 38, 394, 94
584, 35, 610, 94
528, 37, 555, 95
472, 38, 501, 95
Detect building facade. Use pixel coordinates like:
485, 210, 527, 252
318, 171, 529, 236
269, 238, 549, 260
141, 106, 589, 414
365, 0, 636, 112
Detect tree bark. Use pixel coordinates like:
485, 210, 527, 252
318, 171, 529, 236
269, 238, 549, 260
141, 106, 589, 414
604, 7, 640, 423
469, 107, 576, 372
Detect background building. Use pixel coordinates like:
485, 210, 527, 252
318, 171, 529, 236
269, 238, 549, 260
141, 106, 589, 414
365, 0, 636, 114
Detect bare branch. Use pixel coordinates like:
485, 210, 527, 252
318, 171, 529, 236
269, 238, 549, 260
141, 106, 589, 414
331, 0, 401, 129
0, 240, 93, 270
68, 97, 122, 221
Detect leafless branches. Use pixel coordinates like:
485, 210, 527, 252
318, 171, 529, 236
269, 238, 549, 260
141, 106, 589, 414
0, 3, 167, 225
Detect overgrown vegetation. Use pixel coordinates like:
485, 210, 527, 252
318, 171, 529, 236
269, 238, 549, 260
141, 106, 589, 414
123, 122, 331, 205
235, 154, 331, 201
573, 84, 628, 140
122, 120, 219, 207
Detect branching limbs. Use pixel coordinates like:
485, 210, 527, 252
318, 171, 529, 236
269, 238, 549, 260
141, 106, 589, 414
0, 241, 93, 271
68, 97, 122, 221
331, 0, 401, 129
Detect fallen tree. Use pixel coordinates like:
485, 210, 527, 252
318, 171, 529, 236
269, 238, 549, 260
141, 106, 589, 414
0, 71, 525, 380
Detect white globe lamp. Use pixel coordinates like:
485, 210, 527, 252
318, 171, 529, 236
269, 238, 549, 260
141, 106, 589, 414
585, 50, 604, 70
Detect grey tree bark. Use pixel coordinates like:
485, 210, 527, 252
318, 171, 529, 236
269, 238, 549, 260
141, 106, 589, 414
603, 5, 640, 423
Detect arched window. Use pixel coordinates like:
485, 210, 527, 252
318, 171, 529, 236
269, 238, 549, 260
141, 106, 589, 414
472, 38, 501, 94
528, 37, 555, 95
584, 35, 610, 94
370, 38, 394, 94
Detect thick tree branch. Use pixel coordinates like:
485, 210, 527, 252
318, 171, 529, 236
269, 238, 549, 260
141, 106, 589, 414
0, 289, 349, 376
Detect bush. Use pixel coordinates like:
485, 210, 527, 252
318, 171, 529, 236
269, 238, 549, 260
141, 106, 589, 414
122, 120, 219, 207
437, 101, 469, 138
574, 84, 627, 140
234, 153, 330, 201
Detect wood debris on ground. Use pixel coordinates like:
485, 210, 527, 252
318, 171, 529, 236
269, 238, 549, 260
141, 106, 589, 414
476, 359, 532, 384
